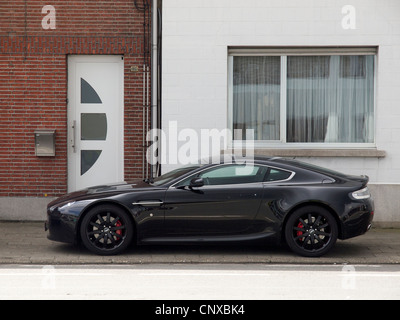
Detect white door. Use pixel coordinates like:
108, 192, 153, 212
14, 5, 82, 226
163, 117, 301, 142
68, 55, 124, 191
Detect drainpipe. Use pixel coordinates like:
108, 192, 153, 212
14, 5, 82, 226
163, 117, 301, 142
151, 0, 158, 177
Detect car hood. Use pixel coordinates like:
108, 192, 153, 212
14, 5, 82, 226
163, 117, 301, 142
48, 180, 160, 207
86, 180, 150, 194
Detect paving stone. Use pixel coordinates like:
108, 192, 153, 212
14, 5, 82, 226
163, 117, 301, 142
0, 222, 399, 265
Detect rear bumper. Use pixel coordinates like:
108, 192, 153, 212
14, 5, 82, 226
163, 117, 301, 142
340, 198, 374, 240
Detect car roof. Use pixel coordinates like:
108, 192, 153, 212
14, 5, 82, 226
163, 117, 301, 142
223, 154, 349, 179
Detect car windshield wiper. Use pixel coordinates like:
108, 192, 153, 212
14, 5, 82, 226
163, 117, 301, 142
143, 178, 154, 184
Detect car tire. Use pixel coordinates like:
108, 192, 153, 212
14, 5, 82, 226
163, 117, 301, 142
80, 204, 134, 255
285, 206, 338, 257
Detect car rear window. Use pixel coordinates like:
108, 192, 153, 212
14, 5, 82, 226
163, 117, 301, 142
265, 168, 293, 182
276, 159, 347, 179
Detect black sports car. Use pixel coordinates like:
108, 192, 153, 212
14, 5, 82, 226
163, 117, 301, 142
45, 156, 374, 257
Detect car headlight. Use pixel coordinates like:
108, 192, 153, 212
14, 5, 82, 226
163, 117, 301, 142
58, 201, 76, 210
352, 187, 371, 200
48, 201, 76, 214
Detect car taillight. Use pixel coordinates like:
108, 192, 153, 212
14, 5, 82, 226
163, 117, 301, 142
351, 187, 371, 200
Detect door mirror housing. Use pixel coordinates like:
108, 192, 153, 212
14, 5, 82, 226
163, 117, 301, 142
189, 177, 204, 188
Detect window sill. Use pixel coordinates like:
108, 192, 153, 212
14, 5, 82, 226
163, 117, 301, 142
250, 148, 386, 158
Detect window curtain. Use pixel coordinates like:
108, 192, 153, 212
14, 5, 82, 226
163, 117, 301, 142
232, 56, 281, 141
286, 55, 374, 143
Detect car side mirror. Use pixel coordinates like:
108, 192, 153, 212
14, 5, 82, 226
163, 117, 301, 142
189, 177, 204, 188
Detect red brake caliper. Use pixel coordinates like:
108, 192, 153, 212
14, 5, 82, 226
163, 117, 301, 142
115, 220, 122, 239
297, 222, 304, 241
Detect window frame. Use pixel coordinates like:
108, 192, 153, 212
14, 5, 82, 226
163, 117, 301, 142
227, 47, 377, 150
171, 163, 295, 187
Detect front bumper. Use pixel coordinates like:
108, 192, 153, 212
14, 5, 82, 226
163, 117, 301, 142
45, 196, 97, 244
45, 207, 80, 244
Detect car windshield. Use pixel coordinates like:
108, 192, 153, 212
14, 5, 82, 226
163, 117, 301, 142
151, 164, 202, 186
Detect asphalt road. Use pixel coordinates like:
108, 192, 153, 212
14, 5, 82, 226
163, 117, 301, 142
0, 264, 399, 300
1, 222, 400, 302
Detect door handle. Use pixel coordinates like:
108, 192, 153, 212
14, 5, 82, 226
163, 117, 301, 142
71, 120, 76, 153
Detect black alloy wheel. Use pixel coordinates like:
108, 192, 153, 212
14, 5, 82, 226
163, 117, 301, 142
80, 204, 134, 255
285, 206, 338, 257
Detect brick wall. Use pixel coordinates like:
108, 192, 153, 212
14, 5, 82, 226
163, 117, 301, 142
0, 0, 151, 197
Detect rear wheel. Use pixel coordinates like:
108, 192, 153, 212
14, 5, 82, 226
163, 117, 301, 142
285, 206, 338, 257
80, 204, 134, 255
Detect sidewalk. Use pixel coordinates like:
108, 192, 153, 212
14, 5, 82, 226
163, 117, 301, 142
1, 221, 400, 265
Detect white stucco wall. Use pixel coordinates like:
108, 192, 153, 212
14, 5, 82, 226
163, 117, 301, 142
161, 0, 400, 224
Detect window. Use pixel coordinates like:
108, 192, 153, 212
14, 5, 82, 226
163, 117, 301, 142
232, 56, 281, 141
175, 164, 269, 186
229, 47, 376, 147
265, 168, 293, 182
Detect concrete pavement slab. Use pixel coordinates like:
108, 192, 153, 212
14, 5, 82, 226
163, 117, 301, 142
0, 222, 399, 265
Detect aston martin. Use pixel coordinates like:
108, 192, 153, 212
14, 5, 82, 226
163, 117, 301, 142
45, 156, 374, 257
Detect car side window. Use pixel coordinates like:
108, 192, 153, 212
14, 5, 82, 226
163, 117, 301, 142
264, 168, 293, 182
175, 164, 268, 186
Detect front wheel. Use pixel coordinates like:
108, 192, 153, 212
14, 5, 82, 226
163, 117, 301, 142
80, 204, 134, 255
285, 206, 338, 257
